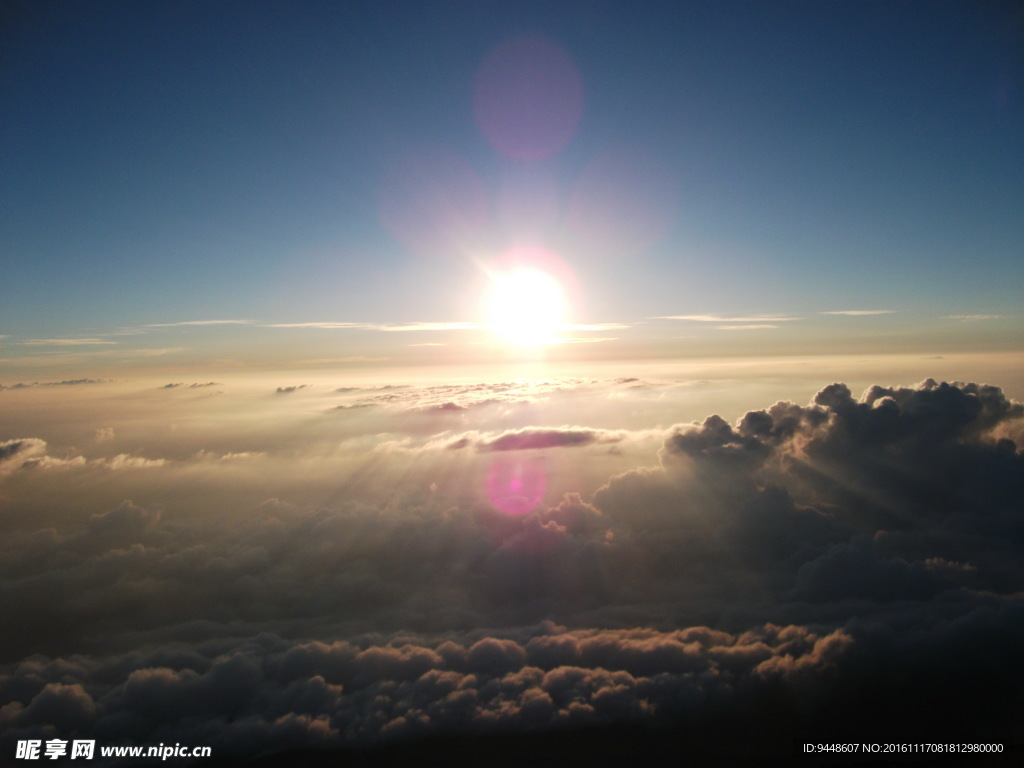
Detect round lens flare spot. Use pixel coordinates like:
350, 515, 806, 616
486, 456, 547, 516
486, 267, 567, 347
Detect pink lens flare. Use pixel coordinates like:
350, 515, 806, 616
565, 145, 680, 262
474, 34, 584, 162
486, 455, 547, 516
377, 146, 488, 259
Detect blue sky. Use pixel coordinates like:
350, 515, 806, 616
2, 0, 1021, 367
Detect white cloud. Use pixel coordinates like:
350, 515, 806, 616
293, 356, 390, 364
560, 323, 630, 331
376, 322, 480, 332
145, 320, 254, 327
21, 338, 117, 346
819, 310, 896, 316
264, 321, 480, 332
265, 322, 374, 329
123, 347, 186, 357
656, 315, 799, 323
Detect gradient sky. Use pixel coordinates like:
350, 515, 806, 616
2, 0, 1022, 374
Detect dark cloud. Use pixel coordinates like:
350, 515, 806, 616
0, 380, 104, 390
478, 427, 624, 452
6, 623, 854, 751
428, 402, 467, 413
794, 534, 978, 602
3, 608, 1020, 761
440, 427, 626, 452
596, 379, 1024, 591
276, 386, 310, 394
84, 501, 161, 544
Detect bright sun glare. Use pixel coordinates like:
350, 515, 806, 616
486, 267, 567, 347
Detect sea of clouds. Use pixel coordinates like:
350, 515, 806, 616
1, 374, 1021, 762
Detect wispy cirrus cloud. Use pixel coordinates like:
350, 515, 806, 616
819, 310, 896, 316
377, 322, 481, 332
145, 319, 254, 327
21, 338, 118, 346
124, 347, 186, 357
655, 315, 799, 323
0, 347, 185, 367
264, 321, 480, 332
561, 323, 630, 331
717, 324, 778, 330
945, 314, 1004, 321
264, 321, 369, 329
293, 356, 389, 364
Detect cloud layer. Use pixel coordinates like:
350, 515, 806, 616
1, 376, 1021, 761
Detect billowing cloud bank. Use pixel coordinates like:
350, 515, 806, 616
1, 378, 1022, 763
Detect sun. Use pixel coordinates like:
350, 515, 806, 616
485, 266, 567, 347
